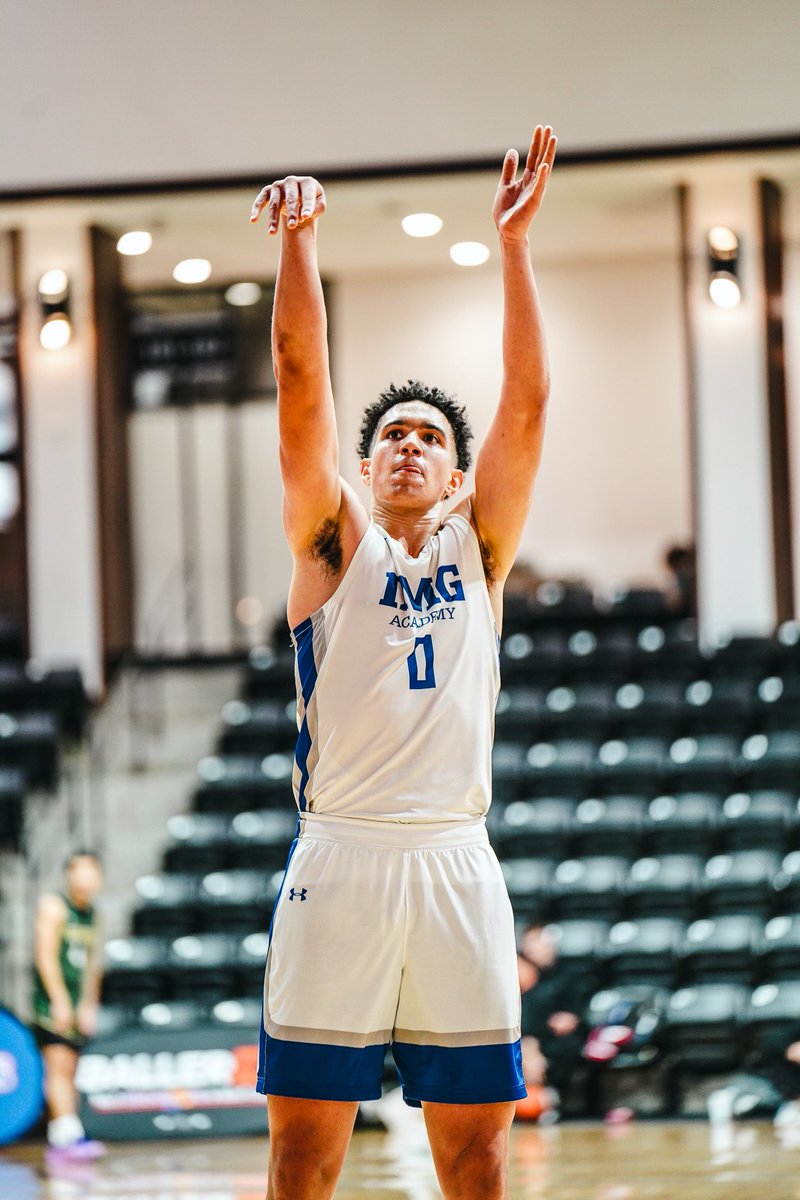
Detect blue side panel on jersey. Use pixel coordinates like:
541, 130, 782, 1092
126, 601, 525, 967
392, 1039, 526, 1106
257, 1035, 388, 1101
292, 616, 318, 812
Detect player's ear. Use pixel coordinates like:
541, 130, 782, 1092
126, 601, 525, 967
360, 458, 372, 487
443, 468, 463, 498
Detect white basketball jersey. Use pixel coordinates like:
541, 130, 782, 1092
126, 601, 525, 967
290, 512, 500, 823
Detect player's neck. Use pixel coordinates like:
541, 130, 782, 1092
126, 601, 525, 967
371, 500, 445, 558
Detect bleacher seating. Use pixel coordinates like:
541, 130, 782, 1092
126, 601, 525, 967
0, 628, 90, 852
98, 591, 800, 1117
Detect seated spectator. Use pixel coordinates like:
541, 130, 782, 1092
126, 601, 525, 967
517, 922, 593, 1118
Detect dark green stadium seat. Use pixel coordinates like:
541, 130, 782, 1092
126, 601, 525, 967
167, 933, 240, 1003
522, 737, 596, 796
217, 698, 297, 755
501, 857, 557, 923
602, 917, 686, 987
547, 855, 630, 922
163, 812, 231, 874
664, 734, 739, 792
718, 790, 794, 853
665, 982, 749, 1071
594, 737, 668, 793
677, 914, 763, 985
701, 850, 782, 916
490, 797, 575, 860
611, 680, 683, 739
193, 753, 294, 814
645, 792, 721, 857
539, 683, 615, 740
197, 867, 282, 933
102, 936, 172, 1007
132, 873, 202, 938
572, 795, 647, 857
757, 913, 800, 978
739, 731, 800, 789
625, 853, 704, 918
228, 808, 297, 871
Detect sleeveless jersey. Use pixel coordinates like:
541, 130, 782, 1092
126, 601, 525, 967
290, 512, 500, 822
32, 894, 97, 1031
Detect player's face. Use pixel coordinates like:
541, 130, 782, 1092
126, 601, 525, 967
66, 856, 103, 905
361, 401, 463, 507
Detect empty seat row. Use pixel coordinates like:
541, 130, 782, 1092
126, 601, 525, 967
101, 931, 271, 1007
492, 732, 800, 800
496, 676, 800, 740
0, 661, 89, 739
131, 867, 285, 937
502, 849, 800, 922
490, 791, 800, 859
0, 711, 60, 789
193, 753, 295, 814
163, 808, 297, 874
524, 914, 800, 990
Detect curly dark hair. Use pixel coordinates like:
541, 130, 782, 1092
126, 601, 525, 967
357, 380, 473, 472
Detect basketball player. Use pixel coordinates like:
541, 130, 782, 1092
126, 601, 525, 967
249, 124, 557, 1200
31, 850, 105, 1163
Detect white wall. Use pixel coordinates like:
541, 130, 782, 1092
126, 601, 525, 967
334, 254, 691, 594
20, 225, 103, 692
2, 0, 799, 192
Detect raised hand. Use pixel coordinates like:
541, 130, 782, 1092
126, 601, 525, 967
492, 125, 557, 242
250, 175, 326, 235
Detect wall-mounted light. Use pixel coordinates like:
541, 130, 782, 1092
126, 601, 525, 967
38, 269, 72, 349
707, 226, 741, 308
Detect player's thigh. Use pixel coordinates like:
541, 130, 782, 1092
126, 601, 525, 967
267, 1095, 358, 1173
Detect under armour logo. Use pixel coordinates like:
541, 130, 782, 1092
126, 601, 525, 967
288, 887, 307, 902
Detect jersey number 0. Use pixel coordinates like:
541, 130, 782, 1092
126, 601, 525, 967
407, 634, 436, 690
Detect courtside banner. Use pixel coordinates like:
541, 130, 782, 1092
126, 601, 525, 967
76, 1023, 265, 1140
0, 1009, 44, 1146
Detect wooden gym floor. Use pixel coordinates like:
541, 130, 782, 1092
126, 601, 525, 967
3, 1115, 800, 1199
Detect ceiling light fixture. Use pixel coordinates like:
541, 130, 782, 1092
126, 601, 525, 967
449, 241, 490, 267
173, 258, 212, 284
225, 282, 263, 306
401, 213, 443, 238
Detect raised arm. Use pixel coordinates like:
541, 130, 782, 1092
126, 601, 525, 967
469, 126, 557, 582
250, 176, 341, 553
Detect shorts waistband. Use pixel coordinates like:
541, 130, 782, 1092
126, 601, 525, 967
296, 811, 489, 849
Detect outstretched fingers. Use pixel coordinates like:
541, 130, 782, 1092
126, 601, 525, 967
500, 148, 519, 186
522, 125, 546, 183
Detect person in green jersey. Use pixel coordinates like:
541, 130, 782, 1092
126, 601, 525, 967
31, 849, 105, 1163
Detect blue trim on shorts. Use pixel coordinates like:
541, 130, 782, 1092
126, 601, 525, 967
257, 827, 300, 1093
292, 616, 317, 812
257, 1034, 388, 1101
392, 1038, 526, 1107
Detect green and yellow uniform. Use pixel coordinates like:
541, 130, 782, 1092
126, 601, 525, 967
32, 894, 98, 1048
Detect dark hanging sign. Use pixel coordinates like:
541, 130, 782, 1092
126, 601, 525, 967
76, 1022, 265, 1140
130, 311, 237, 409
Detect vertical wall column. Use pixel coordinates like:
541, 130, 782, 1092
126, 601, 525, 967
682, 177, 777, 643
20, 223, 103, 695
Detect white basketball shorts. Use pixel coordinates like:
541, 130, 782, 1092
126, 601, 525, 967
256, 812, 525, 1106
